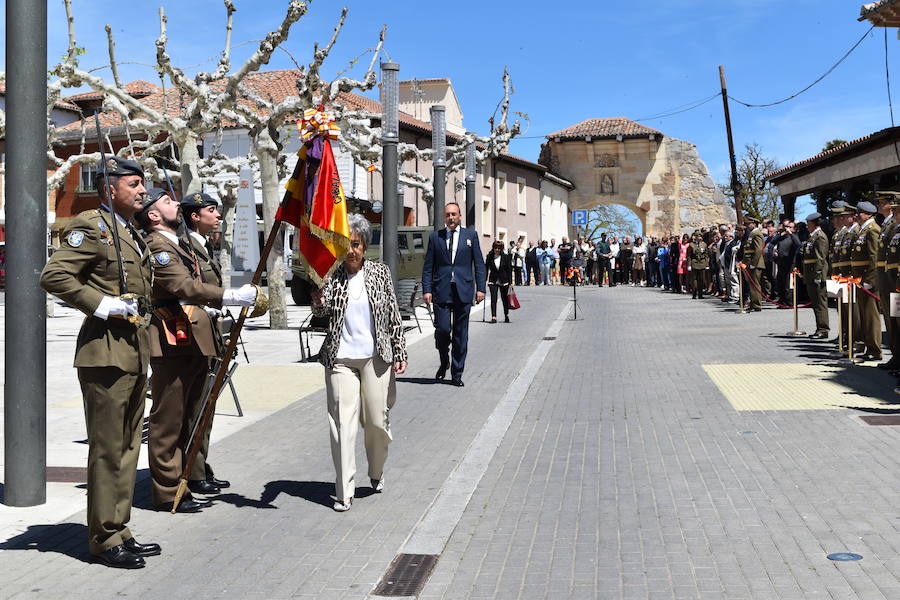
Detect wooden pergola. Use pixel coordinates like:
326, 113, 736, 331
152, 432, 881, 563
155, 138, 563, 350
861, 0, 900, 27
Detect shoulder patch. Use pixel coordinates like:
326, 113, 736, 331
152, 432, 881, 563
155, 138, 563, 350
66, 231, 85, 247
155, 251, 171, 265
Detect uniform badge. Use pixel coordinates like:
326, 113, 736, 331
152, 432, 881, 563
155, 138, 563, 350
66, 231, 84, 247
155, 251, 171, 265
193, 193, 203, 205
107, 158, 118, 171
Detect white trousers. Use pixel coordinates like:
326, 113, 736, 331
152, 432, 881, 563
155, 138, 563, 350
325, 356, 395, 501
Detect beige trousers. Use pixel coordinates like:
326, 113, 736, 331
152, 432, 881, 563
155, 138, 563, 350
326, 356, 395, 501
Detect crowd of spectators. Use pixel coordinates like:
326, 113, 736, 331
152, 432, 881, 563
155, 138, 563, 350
507, 220, 811, 305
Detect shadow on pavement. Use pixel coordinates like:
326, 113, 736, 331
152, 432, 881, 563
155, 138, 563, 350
0, 523, 91, 563
255, 480, 377, 509
396, 377, 444, 386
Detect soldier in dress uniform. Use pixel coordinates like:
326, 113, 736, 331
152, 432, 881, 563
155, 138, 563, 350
741, 215, 765, 311
876, 192, 900, 369
850, 201, 882, 361
181, 192, 230, 493
883, 194, 900, 372
135, 188, 260, 512
687, 230, 709, 299
838, 204, 862, 351
801, 213, 830, 339
40, 156, 161, 569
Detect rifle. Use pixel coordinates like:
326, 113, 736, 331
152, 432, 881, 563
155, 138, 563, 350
93, 110, 145, 325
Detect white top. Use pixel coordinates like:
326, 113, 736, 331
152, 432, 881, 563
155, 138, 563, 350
493, 255, 501, 270
336, 270, 375, 359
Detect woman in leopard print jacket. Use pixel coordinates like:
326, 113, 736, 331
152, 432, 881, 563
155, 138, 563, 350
311, 214, 407, 512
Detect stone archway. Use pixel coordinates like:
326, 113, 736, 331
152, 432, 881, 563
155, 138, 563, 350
541, 118, 736, 237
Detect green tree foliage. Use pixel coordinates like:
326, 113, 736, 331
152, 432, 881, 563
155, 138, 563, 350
811, 139, 848, 215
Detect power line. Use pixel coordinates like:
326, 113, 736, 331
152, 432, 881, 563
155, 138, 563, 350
729, 25, 874, 108
634, 93, 720, 121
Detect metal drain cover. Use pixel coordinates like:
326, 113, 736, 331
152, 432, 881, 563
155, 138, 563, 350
373, 554, 438, 596
859, 415, 900, 426
827, 552, 863, 561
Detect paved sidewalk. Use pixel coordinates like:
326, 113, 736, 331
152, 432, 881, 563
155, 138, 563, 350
3, 285, 900, 599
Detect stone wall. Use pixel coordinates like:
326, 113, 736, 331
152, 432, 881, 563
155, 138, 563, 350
541, 133, 735, 236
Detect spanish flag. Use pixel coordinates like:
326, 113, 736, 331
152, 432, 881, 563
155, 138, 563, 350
276, 136, 351, 287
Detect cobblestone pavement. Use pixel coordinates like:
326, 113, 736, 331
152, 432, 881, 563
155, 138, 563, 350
3, 285, 900, 599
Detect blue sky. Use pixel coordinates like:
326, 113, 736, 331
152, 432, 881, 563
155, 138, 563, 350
3, 1, 895, 221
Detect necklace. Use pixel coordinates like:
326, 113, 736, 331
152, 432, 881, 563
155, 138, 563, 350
347, 272, 366, 301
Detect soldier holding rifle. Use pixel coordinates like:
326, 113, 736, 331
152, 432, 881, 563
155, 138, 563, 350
134, 188, 262, 513
39, 156, 159, 569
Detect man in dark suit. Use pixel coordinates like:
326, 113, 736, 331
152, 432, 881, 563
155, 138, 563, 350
422, 202, 486, 387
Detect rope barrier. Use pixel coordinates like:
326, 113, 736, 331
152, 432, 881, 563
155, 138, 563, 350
738, 265, 812, 309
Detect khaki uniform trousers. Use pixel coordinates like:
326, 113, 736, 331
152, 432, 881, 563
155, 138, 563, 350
747, 267, 762, 309
840, 289, 862, 348
148, 354, 208, 504
857, 288, 882, 358
690, 269, 707, 296
326, 356, 395, 502
805, 280, 829, 333
78, 367, 147, 554
879, 271, 897, 357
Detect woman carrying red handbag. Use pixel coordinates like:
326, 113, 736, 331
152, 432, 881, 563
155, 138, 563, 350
485, 240, 514, 322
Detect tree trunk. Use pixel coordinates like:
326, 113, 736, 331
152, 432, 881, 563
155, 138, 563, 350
177, 134, 203, 195
254, 127, 288, 329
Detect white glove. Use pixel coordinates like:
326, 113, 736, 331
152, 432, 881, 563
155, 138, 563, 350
94, 296, 139, 320
223, 284, 257, 307
863, 283, 873, 290
204, 306, 223, 318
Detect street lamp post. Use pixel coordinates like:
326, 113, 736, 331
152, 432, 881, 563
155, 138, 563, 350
431, 105, 447, 231
381, 62, 400, 283
464, 133, 476, 228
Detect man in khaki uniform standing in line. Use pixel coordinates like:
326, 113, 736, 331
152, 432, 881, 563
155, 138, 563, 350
801, 213, 830, 339
850, 201, 882, 361
741, 215, 765, 311
135, 189, 259, 511
40, 157, 160, 569
884, 197, 900, 373
876, 192, 900, 370
687, 231, 709, 299
183, 192, 231, 492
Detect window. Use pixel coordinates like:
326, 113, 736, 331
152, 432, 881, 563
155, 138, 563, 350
497, 227, 507, 242
79, 163, 98, 193
412, 232, 424, 249
482, 196, 492, 236
482, 159, 491, 188
517, 231, 528, 245
517, 177, 527, 214
497, 172, 507, 210
398, 233, 409, 251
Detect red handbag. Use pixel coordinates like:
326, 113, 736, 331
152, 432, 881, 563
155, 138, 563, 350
508, 286, 521, 310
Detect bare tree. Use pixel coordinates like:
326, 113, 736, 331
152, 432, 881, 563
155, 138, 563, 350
575, 205, 640, 242
721, 142, 781, 223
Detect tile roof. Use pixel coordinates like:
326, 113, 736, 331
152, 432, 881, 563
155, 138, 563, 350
860, 0, 900, 24
0, 82, 81, 112
766, 127, 898, 180
548, 118, 662, 140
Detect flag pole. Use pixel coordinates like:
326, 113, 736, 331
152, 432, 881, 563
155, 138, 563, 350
171, 158, 302, 513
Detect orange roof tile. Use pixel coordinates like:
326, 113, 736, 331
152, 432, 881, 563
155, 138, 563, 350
548, 118, 662, 140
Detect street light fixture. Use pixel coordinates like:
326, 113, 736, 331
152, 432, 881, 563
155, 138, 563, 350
380, 62, 400, 282
464, 133, 476, 228
431, 105, 447, 230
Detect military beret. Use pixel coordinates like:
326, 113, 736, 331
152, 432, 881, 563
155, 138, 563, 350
94, 155, 144, 181
875, 190, 900, 206
857, 201, 877, 214
843, 203, 858, 214
805, 212, 822, 222
135, 187, 170, 217
180, 192, 219, 210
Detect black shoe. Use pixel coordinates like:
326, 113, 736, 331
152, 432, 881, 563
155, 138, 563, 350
435, 364, 448, 381
187, 493, 212, 507
93, 545, 145, 569
123, 538, 161, 557
208, 477, 230, 489
750, 307, 762, 312
451, 378, 464, 387
692, 294, 697, 299
504, 315, 510, 323
808, 331, 828, 340
189, 480, 221, 495
156, 497, 204, 513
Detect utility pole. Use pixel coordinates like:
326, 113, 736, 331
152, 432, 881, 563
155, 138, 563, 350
4, 0, 48, 506
719, 65, 743, 224
381, 62, 400, 283
431, 105, 447, 231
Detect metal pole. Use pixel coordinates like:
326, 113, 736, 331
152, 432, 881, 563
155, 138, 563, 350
431, 105, 447, 231
738, 266, 747, 314
786, 271, 806, 336
381, 62, 400, 283
842, 282, 861, 364
464, 134, 476, 228
836, 283, 844, 355
4, 0, 48, 506
719, 66, 743, 225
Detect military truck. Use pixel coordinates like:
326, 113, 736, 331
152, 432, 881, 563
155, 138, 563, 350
289, 224, 432, 305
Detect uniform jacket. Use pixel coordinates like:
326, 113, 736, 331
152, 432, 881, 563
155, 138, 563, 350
742, 227, 765, 269
422, 227, 486, 305
801, 228, 829, 282
851, 219, 881, 287
145, 231, 223, 358
687, 241, 709, 270
311, 260, 408, 369
885, 224, 900, 278
40, 208, 152, 373
829, 227, 845, 277
485, 251, 513, 286
878, 216, 897, 276
190, 234, 222, 287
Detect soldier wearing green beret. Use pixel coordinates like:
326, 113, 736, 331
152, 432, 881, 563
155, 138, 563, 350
40, 156, 160, 569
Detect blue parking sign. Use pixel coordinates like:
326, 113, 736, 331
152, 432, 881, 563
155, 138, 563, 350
571, 209, 588, 226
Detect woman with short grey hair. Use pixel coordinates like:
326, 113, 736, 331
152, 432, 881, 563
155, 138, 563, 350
311, 213, 407, 512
